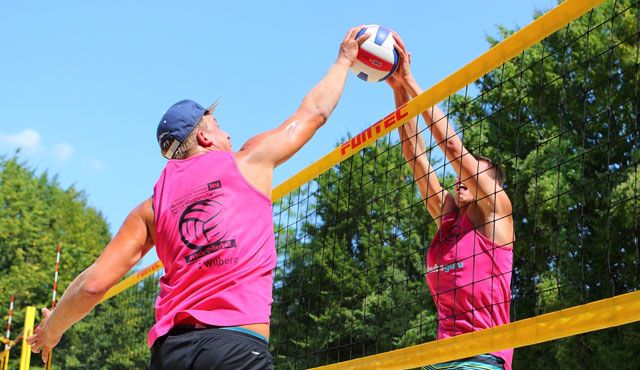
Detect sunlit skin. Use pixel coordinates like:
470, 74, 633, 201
202, 112, 232, 151
454, 161, 492, 207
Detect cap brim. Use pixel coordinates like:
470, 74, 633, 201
206, 97, 221, 113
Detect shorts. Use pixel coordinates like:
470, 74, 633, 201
421, 354, 505, 369
149, 326, 273, 370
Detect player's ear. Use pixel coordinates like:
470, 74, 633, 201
196, 129, 213, 148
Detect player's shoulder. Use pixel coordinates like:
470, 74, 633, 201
494, 190, 513, 215
136, 197, 155, 223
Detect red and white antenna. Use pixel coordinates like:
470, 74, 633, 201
51, 243, 61, 309
4, 295, 13, 350
44, 243, 62, 369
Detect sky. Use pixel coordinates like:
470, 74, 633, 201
0, 0, 558, 267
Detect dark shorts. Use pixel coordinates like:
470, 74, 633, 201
149, 326, 273, 370
421, 354, 505, 369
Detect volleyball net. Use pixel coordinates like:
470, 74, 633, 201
271, 0, 640, 368
7, 0, 639, 368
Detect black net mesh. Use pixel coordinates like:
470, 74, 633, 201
271, 1, 639, 368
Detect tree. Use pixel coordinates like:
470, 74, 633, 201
0, 155, 160, 369
0, 154, 111, 367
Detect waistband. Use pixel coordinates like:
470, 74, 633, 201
422, 354, 505, 370
168, 324, 269, 344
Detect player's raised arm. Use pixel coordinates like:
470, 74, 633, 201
236, 26, 369, 169
387, 74, 455, 228
393, 33, 511, 216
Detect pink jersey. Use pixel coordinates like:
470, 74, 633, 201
426, 209, 513, 369
148, 151, 276, 347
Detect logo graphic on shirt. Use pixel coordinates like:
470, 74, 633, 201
427, 261, 464, 274
170, 181, 223, 216
443, 224, 461, 244
179, 199, 228, 250
169, 180, 238, 264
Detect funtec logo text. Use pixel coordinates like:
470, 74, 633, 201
340, 105, 409, 156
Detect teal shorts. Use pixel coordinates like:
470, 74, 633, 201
422, 354, 505, 369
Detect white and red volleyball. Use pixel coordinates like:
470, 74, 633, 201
351, 25, 399, 82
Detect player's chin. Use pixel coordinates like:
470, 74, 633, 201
456, 195, 473, 206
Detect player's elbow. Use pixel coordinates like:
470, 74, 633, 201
445, 138, 463, 159
298, 105, 329, 130
82, 280, 109, 297
316, 109, 330, 126
310, 104, 330, 127
301, 95, 332, 123
80, 269, 110, 297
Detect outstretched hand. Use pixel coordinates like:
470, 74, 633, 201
338, 25, 370, 66
392, 32, 413, 83
26, 308, 62, 364
385, 71, 404, 90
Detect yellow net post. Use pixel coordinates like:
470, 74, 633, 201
44, 350, 52, 370
0, 349, 8, 370
19, 306, 35, 370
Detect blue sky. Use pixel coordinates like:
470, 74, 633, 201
1, 1, 557, 266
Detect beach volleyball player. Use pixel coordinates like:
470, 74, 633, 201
27, 26, 369, 369
387, 34, 515, 369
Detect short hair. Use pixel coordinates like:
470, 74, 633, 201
161, 118, 209, 160
473, 155, 505, 187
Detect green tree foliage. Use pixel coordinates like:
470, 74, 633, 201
0, 155, 111, 367
0, 155, 158, 369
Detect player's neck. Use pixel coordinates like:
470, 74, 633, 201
460, 203, 478, 220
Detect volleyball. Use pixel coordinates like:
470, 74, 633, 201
351, 25, 399, 82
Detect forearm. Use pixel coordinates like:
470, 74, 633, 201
395, 88, 420, 162
44, 265, 104, 336
393, 85, 429, 170
401, 76, 464, 162
393, 86, 434, 190
299, 56, 352, 126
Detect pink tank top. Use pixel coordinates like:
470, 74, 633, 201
426, 209, 513, 369
148, 151, 276, 347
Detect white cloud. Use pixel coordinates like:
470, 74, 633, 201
87, 159, 106, 172
0, 129, 43, 153
1, 129, 103, 170
52, 143, 75, 162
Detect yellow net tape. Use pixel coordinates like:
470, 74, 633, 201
99, 260, 163, 303
310, 290, 640, 370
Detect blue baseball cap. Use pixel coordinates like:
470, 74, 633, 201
157, 98, 221, 159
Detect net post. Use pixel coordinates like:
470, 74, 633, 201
19, 306, 35, 370
1, 349, 9, 370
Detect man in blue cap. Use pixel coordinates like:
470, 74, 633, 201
28, 26, 369, 369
